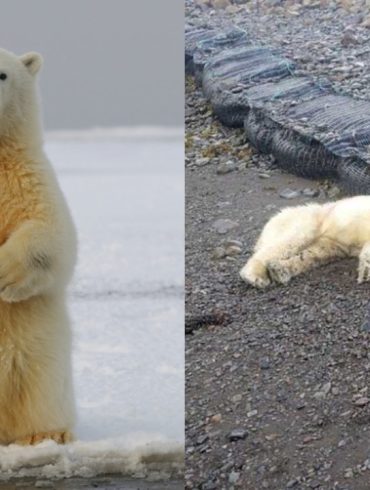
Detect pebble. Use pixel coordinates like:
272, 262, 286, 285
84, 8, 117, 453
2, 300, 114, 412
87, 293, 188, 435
354, 397, 369, 406
196, 434, 209, 445
361, 318, 370, 332
201, 481, 218, 490
341, 31, 359, 46
216, 161, 237, 174
194, 157, 211, 167
259, 357, 271, 369
228, 428, 248, 441
322, 381, 332, 395
279, 188, 301, 199
212, 0, 231, 8
326, 186, 341, 199
228, 471, 240, 484
296, 401, 306, 410
287, 479, 299, 488
35, 482, 55, 489
224, 239, 243, 248
302, 187, 319, 197
210, 413, 222, 423
212, 246, 226, 259
212, 219, 239, 234
225, 245, 242, 256
231, 393, 243, 403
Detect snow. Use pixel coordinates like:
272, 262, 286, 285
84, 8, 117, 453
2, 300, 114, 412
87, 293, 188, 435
0, 128, 184, 481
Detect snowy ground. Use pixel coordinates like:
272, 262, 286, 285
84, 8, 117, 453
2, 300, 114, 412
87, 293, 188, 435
0, 128, 184, 481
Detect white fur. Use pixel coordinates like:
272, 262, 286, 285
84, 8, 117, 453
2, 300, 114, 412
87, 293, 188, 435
0, 48, 76, 444
240, 196, 370, 288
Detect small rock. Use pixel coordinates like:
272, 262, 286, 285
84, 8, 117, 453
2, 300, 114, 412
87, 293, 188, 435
322, 381, 332, 395
362, 15, 370, 27
212, 246, 226, 259
354, 397, 369, 407
196, 434, 209, 445
302, 187, 319, 197
212, 0, 231, 7
35, 482, 55, 489
210, 413, 222, 424
344, 468, 354, 478
229, 471, 240, 484
213, 219, 239, 234
287, 479, 299, 488
195, 157, 211, 167
231, 393, 243, 403
279, 188, 301, 199
201, 481, 218, 490
341, 31, 359, 46
216, 162, 237, 175
225, 245, 242, 256
361, 315, 370, 332
327, 185, 341, 199
259, 357, 271, 370
265, 433, 279, 441
195, 0, 210, 6
224, 239, 243, 248
228, 428, 248, 441
258, 172, 271, 179
314, 383, 331, 399
296, 401, 306, 410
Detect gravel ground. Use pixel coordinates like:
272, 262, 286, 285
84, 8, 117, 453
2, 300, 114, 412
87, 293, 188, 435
0, 477, 183, 490
186, 2, 370, 488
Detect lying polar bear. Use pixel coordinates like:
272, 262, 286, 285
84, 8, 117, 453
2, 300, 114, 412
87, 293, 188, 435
240, 196, 370, 288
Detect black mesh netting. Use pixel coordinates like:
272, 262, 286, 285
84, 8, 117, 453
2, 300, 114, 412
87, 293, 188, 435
214, 76, 333, 128
185, 27, 217, 75
193, 28, 249, 84
245, 93, 370, 185
186, 24, 370, 194
202, 45, 295, 101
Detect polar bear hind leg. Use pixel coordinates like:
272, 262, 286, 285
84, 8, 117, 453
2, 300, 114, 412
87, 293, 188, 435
358, 242, 370, 283
267, 237, 346, 284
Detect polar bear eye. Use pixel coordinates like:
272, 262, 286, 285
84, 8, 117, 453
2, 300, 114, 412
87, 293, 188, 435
0, 73, 7, 81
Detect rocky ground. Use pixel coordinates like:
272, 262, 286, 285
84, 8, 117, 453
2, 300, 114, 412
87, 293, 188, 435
185, 1, 370, 488
0, 477, 182, 490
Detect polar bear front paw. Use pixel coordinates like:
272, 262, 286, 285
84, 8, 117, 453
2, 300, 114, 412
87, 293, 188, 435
0, 248, 36, 302
358, 257, 370, 283
267, 260, 292, 285
240, 258, 271, 289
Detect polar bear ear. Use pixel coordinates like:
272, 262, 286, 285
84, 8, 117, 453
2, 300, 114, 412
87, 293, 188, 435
19, 52, 43, 76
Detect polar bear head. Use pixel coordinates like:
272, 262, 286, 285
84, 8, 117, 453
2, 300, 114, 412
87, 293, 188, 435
0, 48, 43, 139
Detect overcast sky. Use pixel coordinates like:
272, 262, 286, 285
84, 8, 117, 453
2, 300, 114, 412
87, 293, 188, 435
2, 0, 184, 130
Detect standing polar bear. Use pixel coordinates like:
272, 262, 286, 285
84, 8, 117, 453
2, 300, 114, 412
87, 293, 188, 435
240, 196, 370, 288
0, 48, 76, 444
